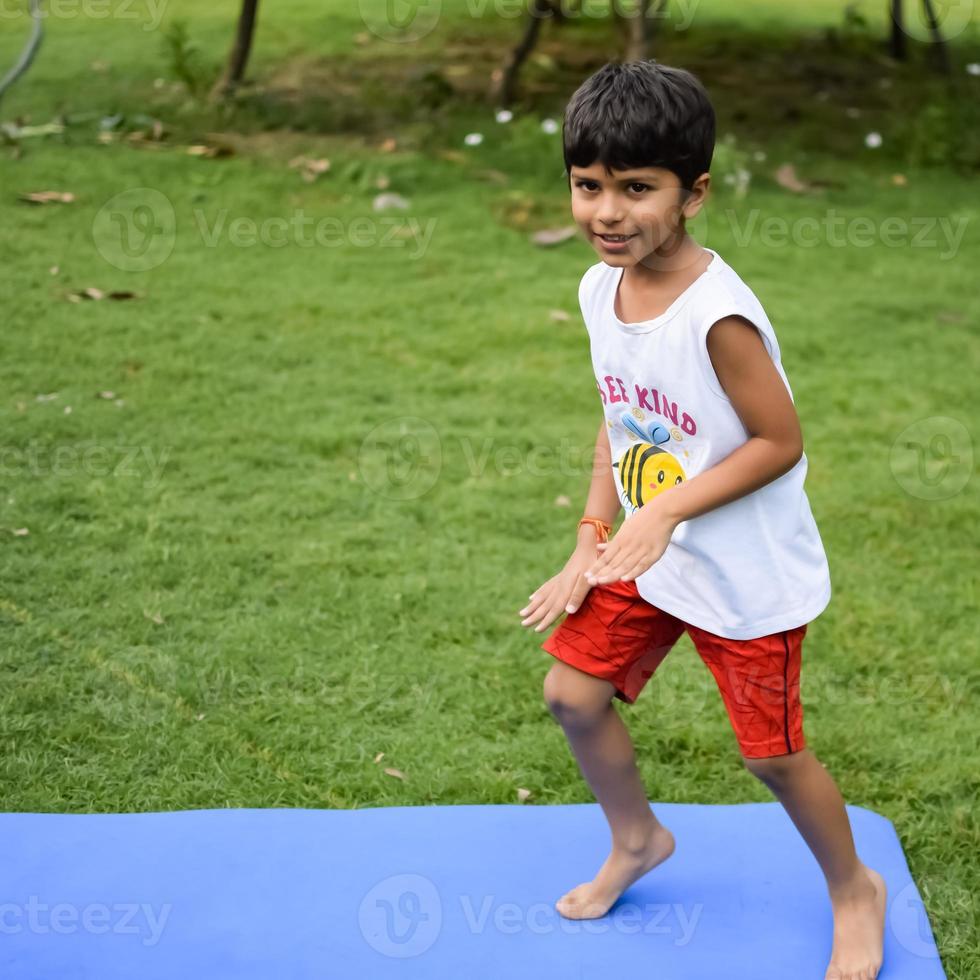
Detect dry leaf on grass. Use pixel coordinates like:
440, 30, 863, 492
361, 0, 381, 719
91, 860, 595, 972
517, 788, 532, 803
288, 155, 331, 183
549, 309, 570, 322
67, 287, 139, 302
531, 226, 577, 247
383, 767, 406, 780
20, 191, 75, 204
554, 494, 572, 507
773, 163, 811, 194
373, 192, 410, 212
187, 141, 235, 159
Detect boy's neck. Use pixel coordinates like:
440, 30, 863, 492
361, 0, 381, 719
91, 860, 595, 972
630, 232, 708, 283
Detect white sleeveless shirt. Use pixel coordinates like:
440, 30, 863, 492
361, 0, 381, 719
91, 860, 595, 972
581, 248, 831, 639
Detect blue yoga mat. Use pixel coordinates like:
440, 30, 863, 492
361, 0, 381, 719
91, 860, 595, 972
0, 802, 944, 979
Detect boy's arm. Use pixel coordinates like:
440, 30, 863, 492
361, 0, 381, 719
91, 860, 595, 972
577, 419, 622, 545
657, 315, 803, 526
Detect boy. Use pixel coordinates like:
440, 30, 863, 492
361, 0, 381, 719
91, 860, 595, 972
518, 62, 886, 980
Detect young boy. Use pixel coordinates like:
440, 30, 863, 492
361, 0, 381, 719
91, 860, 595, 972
518, 61, 886, 980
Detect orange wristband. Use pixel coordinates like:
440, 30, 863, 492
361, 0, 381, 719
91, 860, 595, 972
578, 516, 612, 543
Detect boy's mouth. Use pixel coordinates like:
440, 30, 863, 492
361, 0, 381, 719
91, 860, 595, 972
596, 233, 636, 243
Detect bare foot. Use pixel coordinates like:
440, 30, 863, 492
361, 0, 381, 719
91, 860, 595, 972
824, 864, 887, 980
555, 822, 675, 920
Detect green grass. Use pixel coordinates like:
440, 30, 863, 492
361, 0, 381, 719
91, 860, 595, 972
1, 0, 979, 973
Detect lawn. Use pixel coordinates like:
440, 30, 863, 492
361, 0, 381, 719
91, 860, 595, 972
1, 0, 978, 972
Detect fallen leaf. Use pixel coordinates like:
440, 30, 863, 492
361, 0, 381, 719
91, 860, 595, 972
194, 713, 205, 721
143, 609, 165, 625
891, 173, 908, 186
549, 309, 571, 322
383, 767, 405, 780
378, 137, 397, 153
373, 192, 410, 212
517, 788, 532, 803
12, 528, 29, 537
288, 155, 331, 183
773, 163, 810, 193
187, 141, 234, 159
374, 752, 385, 763
19, 191, 75, 204
554, 494, 572, 507
49, 265, 59, 276
97, 390, 116, 400
531, 226, 577, 247
67, 288, 139, 302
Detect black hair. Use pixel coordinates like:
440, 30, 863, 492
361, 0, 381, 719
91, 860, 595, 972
562, 60, 716, 191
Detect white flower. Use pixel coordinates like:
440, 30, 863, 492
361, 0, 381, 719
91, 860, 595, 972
865, 131, 883, 149
540, 118, 559, 134
495, 109, 513, 123
464, 132, 483, 146
966, 63, 980, 76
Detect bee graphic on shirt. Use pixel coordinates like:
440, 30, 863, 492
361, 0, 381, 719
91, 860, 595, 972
612, 410, 687, 512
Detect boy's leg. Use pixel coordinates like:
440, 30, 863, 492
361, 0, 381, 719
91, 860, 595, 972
742, 749, 886, 980
543, 660, 676, 919
539, 580, 687, 920
687, 622, 886, 980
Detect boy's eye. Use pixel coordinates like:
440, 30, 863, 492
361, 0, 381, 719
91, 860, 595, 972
574, 180, 650, 193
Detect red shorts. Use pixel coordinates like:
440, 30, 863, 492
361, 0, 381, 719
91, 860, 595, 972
541, 579, 807, 759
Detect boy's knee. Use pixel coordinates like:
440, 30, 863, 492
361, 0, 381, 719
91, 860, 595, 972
741, 750, 804, 785
543, 664, 611, 727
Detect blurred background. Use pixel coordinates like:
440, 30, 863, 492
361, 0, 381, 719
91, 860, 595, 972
1, 1, 977, 970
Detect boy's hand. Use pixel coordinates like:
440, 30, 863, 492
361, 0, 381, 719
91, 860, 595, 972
584, 501, 679, 585
518, 536, 601, 634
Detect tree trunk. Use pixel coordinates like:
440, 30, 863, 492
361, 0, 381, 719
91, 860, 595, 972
613, 0, 658, 63
0, 0, 43, 107
920, 0, 952, 73
489, 0, 554, 108
888, 0, 907, 60
210, 0, 261, 101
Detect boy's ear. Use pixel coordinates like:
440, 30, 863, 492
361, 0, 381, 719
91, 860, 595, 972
681, 172, 711, 219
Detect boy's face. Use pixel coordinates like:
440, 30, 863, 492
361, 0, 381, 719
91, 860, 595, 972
569, 162, 709, 267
